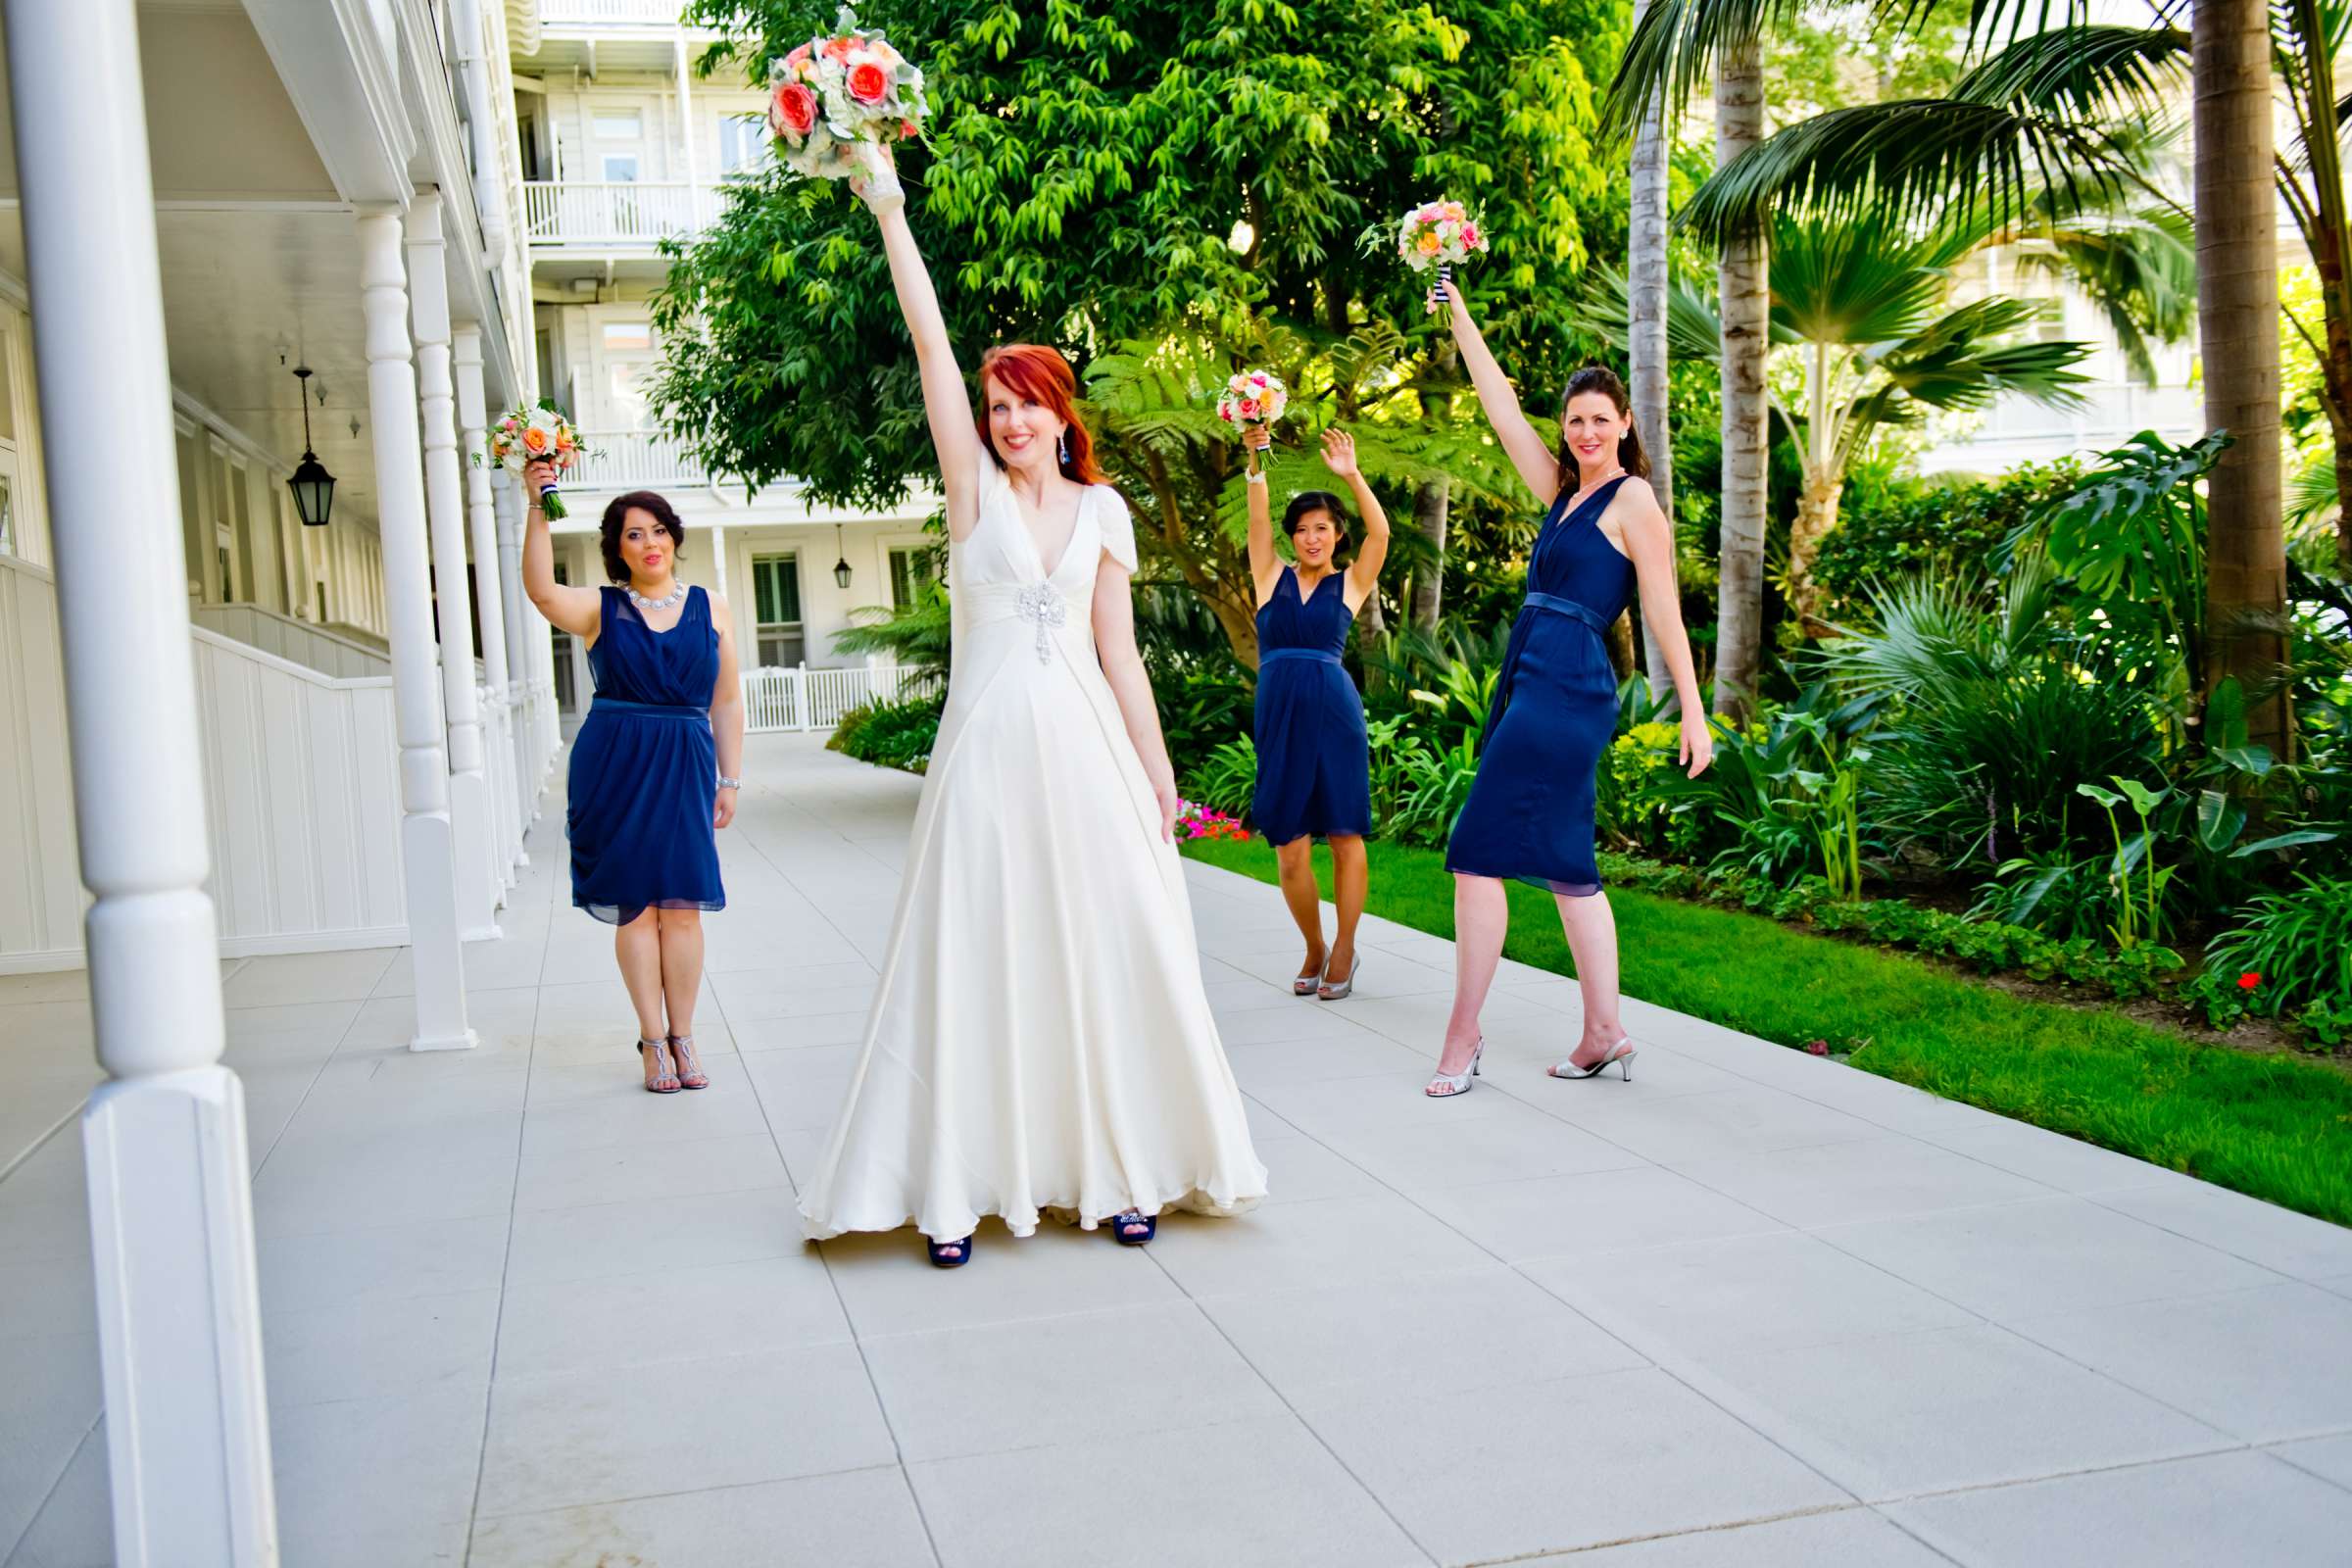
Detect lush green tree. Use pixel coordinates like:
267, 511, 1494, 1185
654, 0, 1629, 662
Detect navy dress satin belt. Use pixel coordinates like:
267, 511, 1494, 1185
566, 585, 726, 925
1445, 474, 1639, 896
1250, 566, 1371, 845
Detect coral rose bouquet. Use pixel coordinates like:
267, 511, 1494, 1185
1361, 196, 1490, 313
485, 402, 587, 519
1215, 368, 1290, 468
767, 7, 928, 184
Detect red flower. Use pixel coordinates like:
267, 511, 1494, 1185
848, 61, 891, 105
2237, 971, 2262, 991
1803, 1039, 1830, 1056
769, 81, 818, 140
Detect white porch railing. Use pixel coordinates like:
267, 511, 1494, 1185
539, 0, 691, 24
566, 429, 709, 492
742, 662, 940, 733
522, 180, 702, 245
191, 602, 392, 679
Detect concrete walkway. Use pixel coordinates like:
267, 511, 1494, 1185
3, 734, 2350, 1566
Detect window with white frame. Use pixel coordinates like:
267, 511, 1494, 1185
592, 107, 643, 142
751, 553, 806, 667
718, 113, 773, 175
888, 544, 935, 611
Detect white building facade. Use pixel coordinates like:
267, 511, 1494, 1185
509, 1, 935, 731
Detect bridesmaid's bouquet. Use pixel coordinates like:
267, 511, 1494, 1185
1215, 368, 1289, 467
485, 402, 588, 519
767, 7, 929, 181
1361, 196, 1490, 312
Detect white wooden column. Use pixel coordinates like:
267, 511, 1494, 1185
708, 517, 729, 606
407, 191, 501, 938
674, 35, 702, 224
493, 470, 537, 852
453, 325, 518, 887
4, 0, 278, 1558
360, 204, 477, 1053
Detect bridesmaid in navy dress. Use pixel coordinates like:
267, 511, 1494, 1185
1242, 426, 1392, 999
1420, 284, 1712, 1099
522, 467, 744, 1094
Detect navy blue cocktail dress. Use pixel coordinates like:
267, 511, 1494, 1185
1251, 567, 1371, 845
1446, 475, 1638, 895
566, 585, 726, 924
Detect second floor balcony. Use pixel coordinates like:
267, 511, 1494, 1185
564, 429, 710, 494
522, 180, 716, 247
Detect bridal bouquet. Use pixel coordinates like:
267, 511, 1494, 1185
1361, 196, 1489, 312
1215, 368, 1289, 466
484, 402, 587, 519
767, 8, 928, 181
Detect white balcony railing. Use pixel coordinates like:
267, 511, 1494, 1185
538, 0, 690, 25
742, 663, 941, 734
565, 430, 708, 492
522, 181, 704, 245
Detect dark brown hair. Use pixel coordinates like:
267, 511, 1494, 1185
975, 344, 1107, 483
599, 491, 687, 583
1556, 365, 1649, 486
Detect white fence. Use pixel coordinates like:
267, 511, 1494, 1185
742, 662, 938, 734
538, 0, 689, 24
522, 181, 703, 245
0, 555, 413, 970
191, 603, 391, 679
565, 429, 709, 492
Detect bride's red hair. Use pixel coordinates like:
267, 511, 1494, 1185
975, 344, 1105, 483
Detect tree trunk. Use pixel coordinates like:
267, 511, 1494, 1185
2286, 0, 2352, 572
1712, 34, 1770, 724
1630, 0, 1678, 706
2334, 417, 2352, 573
2194, 0, 2291, 754
1604, 612, 1637, 679
1789, 467, 1842, 633
1409, 478, 1450, 630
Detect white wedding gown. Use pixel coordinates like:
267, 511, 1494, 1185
797, 458, 1267, 1241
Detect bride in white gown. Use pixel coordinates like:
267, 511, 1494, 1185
796, 151, 1267, 1264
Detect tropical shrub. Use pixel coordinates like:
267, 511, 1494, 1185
2196, 875, 2352, 1041
1183, 735, 1257, 819
828, 694, 945, 774
1812, 460, 2082, 622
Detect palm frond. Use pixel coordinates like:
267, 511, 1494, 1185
1677, 25, 2185, 244
1604, 0, 1807, 135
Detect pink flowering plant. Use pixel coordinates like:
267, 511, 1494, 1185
767, 7, 928, 182
1174, 800, 1250, 843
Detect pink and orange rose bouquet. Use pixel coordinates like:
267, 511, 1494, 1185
766, 7, 928, 182
1215, 368, 1289, 467
485, 402, 587, 519
1361, 196, 1490, 313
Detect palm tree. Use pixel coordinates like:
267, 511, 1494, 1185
1628, 0, 1678, 702
2194, 0, 2290, 751
1773, 216, 2092, 623
1670, 14, 2294, 753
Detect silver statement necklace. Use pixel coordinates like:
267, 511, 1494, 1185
627, 581, 687, 612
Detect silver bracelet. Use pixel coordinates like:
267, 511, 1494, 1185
716, 776, 741, 790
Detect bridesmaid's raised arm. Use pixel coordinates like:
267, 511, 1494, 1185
1432, 282, 1560, 508
520, 457, 603, 642
1243, 425, 1282, 606
853, 147, 982, 537
1326, 428, 1391, 610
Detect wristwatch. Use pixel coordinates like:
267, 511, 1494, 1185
716, 776, 742, 791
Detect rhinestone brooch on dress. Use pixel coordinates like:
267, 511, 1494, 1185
1014, 582, 1065, 663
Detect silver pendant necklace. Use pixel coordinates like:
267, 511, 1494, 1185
628, 581, 687, 612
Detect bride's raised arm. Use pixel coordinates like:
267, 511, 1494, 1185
854, 148, 982, 538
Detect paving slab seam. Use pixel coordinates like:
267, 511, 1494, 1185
1444, 1500, 1960, 1566
716, 808, 949, 1568
1, 1411, 102, 1566
2268, 1434, 2352, 1496
466, 1455, 914, 1529
1136, 1249, 1444, 1567
460, 915, 546, 1568
0, 1103, 78, 1188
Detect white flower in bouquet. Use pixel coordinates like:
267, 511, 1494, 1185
767, 8, 928, 182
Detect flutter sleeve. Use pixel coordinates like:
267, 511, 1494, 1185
1096, 485, 1138, 574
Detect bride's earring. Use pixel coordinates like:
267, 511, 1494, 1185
1057, 430, 1069, 466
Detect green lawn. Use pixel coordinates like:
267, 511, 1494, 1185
1182, 836, 2352, 1227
